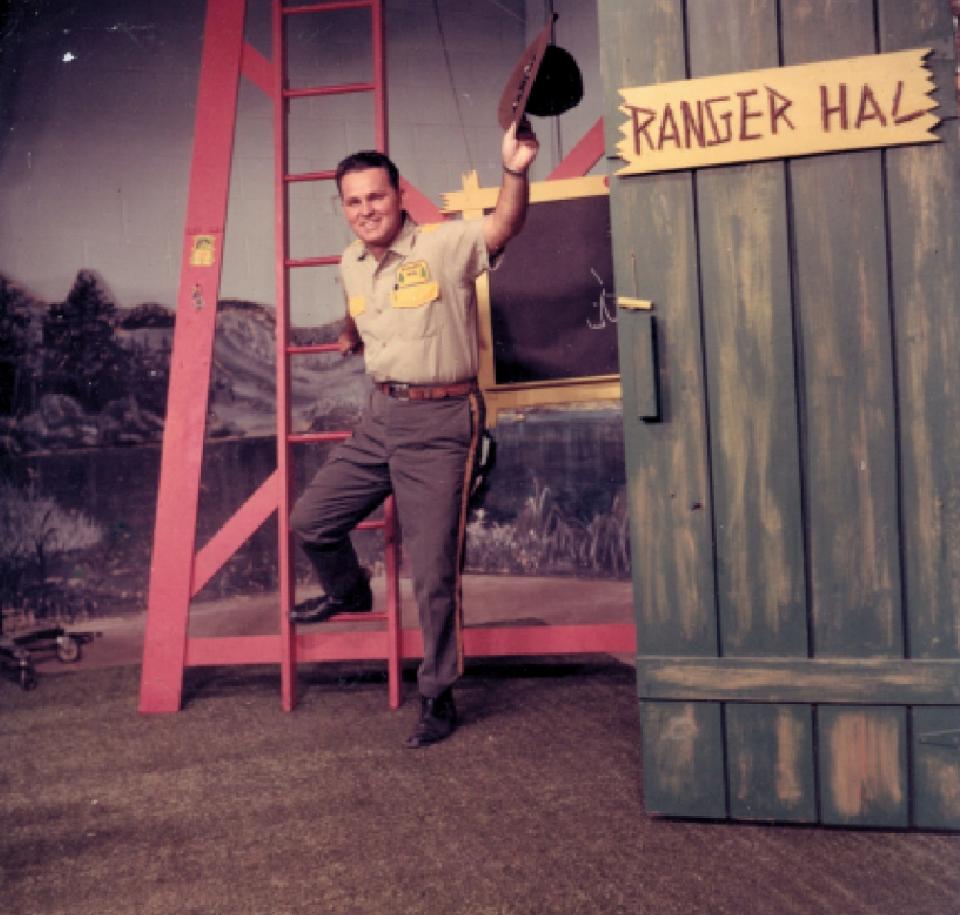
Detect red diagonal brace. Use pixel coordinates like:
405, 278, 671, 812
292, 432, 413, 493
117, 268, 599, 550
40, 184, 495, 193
547, 117, 605, 180
241, 41, 273, 95
191, 471, 279, 596
400, 177, 445, 223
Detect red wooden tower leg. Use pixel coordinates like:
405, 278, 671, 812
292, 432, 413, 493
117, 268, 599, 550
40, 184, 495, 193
139, 0, 247, 713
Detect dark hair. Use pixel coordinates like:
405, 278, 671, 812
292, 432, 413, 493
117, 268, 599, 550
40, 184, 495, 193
335, 150, 400, 196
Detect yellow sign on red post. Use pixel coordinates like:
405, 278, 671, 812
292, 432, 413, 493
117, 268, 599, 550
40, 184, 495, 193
188, 234, 217, 267
617, 49, 940, 175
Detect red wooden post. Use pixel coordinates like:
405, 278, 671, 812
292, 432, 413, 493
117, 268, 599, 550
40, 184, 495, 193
139, 0, 247, 713
273, 0, 298, 714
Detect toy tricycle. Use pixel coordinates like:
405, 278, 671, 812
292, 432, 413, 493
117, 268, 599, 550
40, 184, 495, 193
0, 626, 99, 690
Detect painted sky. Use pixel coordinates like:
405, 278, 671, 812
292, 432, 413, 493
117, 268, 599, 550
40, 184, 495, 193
0, 0, 601, 325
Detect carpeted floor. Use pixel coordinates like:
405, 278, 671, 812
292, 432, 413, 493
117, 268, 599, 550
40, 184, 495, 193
3, 660, 960, 915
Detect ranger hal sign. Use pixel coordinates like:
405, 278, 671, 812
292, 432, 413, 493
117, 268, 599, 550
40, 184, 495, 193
617, 49, 940, 175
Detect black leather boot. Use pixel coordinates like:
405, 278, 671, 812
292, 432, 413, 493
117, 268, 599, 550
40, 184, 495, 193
405, 687, 457, 748
288, 575, 373, 625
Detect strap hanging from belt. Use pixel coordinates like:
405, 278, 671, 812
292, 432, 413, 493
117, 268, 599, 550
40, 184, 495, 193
454, 390, 483, 676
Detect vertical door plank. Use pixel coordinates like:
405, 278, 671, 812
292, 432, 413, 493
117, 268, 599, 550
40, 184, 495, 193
696, 163, 807, 655
599, 0, 687, 162
783, 0, 907, 827
688, 0, 808, 657
600, 0, 724, 818
882, 24, 960, 663
688, 0, 813, 825
726, 703, 816, 822
881, 2, 960, 831
818, 706, 909, 827
782, 0, 903, 658
879, 0, 958, 119
601, 0, 717, 658
912, 707, 960, 829
642, 702, 726, 819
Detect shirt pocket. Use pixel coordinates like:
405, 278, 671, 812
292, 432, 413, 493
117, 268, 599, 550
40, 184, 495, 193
390, 280, 439, 310
389, 280, 440, 339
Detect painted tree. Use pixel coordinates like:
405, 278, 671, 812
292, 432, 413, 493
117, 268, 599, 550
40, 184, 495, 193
0, 274, 36, 415
41, 270, 127, 411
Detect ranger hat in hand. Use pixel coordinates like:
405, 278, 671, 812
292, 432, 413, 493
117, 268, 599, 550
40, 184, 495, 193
497, 15, 584, 129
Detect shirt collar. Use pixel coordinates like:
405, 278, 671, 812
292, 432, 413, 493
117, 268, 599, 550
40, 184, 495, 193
356, 212, 418, 261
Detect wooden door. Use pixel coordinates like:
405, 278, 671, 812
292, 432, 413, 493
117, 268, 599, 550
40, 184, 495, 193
600, 0, 960, 826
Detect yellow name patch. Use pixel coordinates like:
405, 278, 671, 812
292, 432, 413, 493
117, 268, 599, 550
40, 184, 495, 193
391, 281, 439, 309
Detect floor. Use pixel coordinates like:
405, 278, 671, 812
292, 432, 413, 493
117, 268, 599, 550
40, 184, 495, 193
5, 575, 960, 914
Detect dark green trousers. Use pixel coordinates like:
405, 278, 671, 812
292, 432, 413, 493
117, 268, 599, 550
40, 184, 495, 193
290, 388, 482, 697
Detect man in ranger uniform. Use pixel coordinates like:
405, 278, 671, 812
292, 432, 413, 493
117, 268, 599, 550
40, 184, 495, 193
289, 120, 540, 747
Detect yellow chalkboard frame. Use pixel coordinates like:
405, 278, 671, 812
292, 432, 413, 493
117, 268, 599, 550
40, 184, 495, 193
443, 172, 622, 426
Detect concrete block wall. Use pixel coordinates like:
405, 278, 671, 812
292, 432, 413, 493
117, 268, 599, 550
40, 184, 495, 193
0, 0, 602, 326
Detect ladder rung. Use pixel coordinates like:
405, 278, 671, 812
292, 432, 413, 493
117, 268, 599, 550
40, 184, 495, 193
286, 255, 341, 268
289, 431, 351, 444
283, 1, 374, 16
284, 82, 375, 100
285, 170, 336, 183
319, 610, 389, 624
287, 343, 340, 355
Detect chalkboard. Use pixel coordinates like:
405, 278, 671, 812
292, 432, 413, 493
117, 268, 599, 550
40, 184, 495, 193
488, 193, 616, 384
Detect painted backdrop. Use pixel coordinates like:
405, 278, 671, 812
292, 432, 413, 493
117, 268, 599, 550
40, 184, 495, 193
0, 0, 626, 624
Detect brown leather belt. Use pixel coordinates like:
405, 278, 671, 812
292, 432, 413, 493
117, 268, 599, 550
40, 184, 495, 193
376, 380, 477, 401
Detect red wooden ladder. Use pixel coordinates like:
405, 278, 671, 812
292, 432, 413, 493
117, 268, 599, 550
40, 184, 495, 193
273, 0, 402, 712
138, 0, 402, 713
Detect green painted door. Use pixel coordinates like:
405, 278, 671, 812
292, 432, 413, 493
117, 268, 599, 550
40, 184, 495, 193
600, 0, 960, 827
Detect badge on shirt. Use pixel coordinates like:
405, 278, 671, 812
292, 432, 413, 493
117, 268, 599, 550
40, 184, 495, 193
392, 260, 439, 309
396, 260, 431, 288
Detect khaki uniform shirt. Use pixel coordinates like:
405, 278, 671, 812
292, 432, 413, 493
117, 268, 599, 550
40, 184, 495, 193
339, 215, 491, 384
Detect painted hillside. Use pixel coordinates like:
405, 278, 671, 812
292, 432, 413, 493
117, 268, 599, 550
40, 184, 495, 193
0, 270, 629, 627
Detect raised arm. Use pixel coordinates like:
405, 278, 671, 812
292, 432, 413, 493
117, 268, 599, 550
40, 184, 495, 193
483, 118, 540, 255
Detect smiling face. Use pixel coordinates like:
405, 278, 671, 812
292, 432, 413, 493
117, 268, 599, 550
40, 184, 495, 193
339, 166, 404, 260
